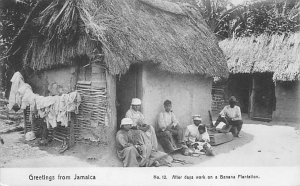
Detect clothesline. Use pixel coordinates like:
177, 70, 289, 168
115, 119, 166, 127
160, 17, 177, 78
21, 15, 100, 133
8, 71, 81, 129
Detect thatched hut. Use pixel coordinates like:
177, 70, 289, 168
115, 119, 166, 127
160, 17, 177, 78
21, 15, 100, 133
7, 0, 227, 150
219, 32, 300, 122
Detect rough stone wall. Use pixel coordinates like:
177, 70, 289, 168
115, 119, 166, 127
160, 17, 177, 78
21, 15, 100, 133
211, 85, 227, 116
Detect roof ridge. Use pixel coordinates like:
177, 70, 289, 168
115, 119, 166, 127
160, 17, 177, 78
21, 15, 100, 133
138, 0, 185, 15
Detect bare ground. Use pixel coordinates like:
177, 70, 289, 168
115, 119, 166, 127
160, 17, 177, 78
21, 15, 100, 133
1, 118, 299, 168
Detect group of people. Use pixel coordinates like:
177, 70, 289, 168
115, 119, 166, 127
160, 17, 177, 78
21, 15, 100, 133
116, 98, 167, 167
116, 96, 243, 167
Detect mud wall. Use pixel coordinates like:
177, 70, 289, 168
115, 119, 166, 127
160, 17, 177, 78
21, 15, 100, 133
273, 81, 300, 123
27, 66, 77, 96
141, 65, 213, 128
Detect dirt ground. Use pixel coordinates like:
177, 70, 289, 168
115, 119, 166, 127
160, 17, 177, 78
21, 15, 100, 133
1, 118, 300, 168
194, 124, 300, 166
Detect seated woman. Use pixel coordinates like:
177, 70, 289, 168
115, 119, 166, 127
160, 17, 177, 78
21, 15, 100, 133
213, 96, 243, 137
116, 118, 172, 167
125, 98, 158, 150
183, 115, 214, 156
116, 118, 145, 167
156, 100, 185, 153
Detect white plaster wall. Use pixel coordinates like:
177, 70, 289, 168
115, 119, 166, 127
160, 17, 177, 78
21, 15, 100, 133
141, 66, 212, 128
106, 74, 118, 151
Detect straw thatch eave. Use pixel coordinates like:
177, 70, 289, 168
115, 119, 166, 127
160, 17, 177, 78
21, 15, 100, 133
219, 32, 300, 81
8, 0, 228, 77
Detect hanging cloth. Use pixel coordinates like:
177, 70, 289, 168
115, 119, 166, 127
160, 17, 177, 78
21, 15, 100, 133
8, 72, 25, 110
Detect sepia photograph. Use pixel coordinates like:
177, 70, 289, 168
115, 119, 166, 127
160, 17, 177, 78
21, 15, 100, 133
0, 0, 299, 185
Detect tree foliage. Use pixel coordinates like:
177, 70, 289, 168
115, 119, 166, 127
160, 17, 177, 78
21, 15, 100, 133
196, 0, 300, 39
196, 0, 234, 35
0, 0, 36, 60
0, 0, 36, 91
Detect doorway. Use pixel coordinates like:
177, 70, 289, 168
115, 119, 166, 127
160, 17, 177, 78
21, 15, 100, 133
228, 74, 252, 114
116, 64, 142, 129
250, 73, 276, 121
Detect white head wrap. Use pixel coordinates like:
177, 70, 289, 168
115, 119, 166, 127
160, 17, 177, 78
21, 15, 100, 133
131, 98, 141, 105
192, 115, 202, 121
120, 118, 133, 126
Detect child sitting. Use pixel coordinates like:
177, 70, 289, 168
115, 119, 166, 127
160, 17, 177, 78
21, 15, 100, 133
183, 115, 214, 156
197, 125, 214, 156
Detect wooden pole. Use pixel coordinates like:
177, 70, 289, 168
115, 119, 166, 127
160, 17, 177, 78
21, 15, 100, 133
208, 110, 214, 127
68, 113, 75, 148
249, 76, 256, 119
24, 109, 27, 134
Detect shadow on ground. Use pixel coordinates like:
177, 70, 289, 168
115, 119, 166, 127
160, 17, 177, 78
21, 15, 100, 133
24, 137, 123, 167
170, 130, 254, 167
19, 129, 253, 167
19, 125, 255, 167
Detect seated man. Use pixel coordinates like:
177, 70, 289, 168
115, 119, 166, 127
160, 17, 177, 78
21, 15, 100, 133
125, 98, 158, 150
183, 115, 214, 156
213, 96, 243, 137
184, 115, 203, 144
156, 100, 185, 153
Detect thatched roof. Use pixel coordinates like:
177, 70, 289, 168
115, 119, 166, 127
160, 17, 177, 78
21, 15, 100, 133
219, 32, 300, 81
7, 0, 227, 77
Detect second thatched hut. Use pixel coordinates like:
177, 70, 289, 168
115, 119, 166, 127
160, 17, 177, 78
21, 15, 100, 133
219, 32, 300, 122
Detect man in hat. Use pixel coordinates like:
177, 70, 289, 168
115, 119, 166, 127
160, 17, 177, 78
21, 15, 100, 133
213, 96, 243, 137
125, 98, 158, 150
184, 115, 204, 145
182, 115, 213, 156
156, 100, 185, 153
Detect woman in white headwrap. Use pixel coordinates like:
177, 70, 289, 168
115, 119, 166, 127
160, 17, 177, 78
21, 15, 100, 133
116, 118, 145, 167
125, 98, 158, 151
116, 118, 171, 167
